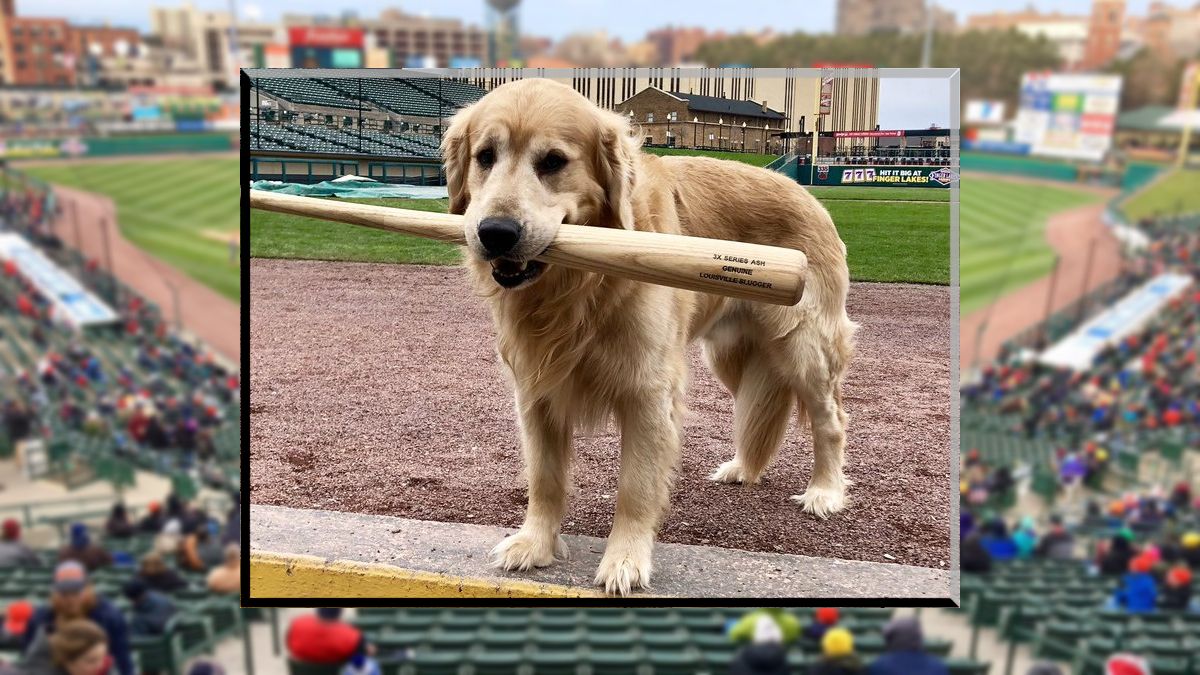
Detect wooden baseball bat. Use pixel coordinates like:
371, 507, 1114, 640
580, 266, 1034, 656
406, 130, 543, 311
249, 190, 807, 305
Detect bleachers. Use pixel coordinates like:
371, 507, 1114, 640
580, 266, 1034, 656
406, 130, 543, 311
255, 78, 358, 110
0, 529, 252, 675
960, 560, 1200, 675
336, 608, 988, 675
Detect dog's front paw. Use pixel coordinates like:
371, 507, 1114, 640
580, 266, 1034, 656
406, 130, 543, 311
790, 484, 848, 519
708, 460, 745, 483
594, 544, 652, 596
489, 529, 567, 571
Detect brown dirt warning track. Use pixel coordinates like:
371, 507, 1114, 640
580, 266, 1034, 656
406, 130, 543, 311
249, 260, 952, 569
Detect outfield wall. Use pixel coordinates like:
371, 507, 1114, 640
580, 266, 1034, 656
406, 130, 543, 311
2, 133, 236, 160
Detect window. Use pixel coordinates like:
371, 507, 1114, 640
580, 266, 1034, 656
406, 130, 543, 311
647, 112, 654, 123
667, 111, 677, 121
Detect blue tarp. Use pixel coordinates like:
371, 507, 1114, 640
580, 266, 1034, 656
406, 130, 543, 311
250, 178, 449, 199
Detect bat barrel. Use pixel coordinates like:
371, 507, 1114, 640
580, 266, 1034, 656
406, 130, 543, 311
249, 189, 807, 305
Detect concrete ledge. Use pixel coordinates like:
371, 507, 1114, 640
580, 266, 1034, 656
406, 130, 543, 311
250, 504, 956, 599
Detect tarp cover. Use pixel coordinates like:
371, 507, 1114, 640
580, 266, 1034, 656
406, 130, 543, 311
250, 178, 448, 199
0, 233, 118, 328
1039, 272, 1193, 370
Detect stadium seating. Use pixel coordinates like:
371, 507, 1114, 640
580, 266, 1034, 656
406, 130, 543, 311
1, 179, 240, 493
255, 78, 359, 110
336, 608, 989, 675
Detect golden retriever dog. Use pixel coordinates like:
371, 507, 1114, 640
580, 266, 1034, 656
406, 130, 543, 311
441, 78, 857, 595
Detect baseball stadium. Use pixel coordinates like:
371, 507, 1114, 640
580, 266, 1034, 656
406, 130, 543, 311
245, 66, 955, 604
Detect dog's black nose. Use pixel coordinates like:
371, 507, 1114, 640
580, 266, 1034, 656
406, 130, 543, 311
477, 217, 522, 258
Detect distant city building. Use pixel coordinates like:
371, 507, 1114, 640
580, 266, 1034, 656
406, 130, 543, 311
835, 0, 954, 36
151, 3, 281, 90
493, 69, 880, 155
356, 7, 487, 68
1081, 0, 1125, 70
646, 26, 719, 66
1141, 0, 1200, 61
0, 0, 75, 86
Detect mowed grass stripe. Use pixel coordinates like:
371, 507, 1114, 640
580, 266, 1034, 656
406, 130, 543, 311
22, 159, 239, 300
960, 178, 1100, 314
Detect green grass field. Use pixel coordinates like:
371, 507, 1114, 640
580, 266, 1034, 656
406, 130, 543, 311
1120, 169, 1200, 222
960, 179, 1100, 315
22, 158, 239, 300
251, 191, 950, 285
251, 198, 460, 265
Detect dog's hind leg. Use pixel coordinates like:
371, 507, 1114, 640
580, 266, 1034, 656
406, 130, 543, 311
781, 319, 855, 518
706, 346, 794, 485
491, 397, 572, 571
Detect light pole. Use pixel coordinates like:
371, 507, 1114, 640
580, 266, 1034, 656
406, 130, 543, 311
741, 121, 747, 151
718, 118, 723, 150
666, 112, 671, 147
693, 116, 698, 149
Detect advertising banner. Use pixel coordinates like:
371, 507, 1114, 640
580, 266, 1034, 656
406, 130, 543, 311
1014, 72, 1122, 162
833, 130, 903, 138
809, 164, 957, 188
965, 100, 1006, 124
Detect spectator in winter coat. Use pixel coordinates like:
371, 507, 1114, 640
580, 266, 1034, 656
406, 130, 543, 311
104, 504, 134, 540
20, 562, 134, 675
1159, 565, 1193, 611
730, 615, 791, 675
0, 519, 41, 568
1100, 534, 1137, 576
808, 628, 863, 675
56, 524, 111, 572
1035, 519, 1076, 561
865, 618, 948, 675
122, 580, 177, 636
1111, 555, 1158, 613
802, 608, 840, 644
136, 553, 188, 594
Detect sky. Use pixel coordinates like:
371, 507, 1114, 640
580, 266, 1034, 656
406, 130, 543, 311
43, 0, 1182, 40
33, 0, 1170, 130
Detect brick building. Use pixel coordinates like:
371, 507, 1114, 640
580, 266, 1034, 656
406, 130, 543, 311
358, 8, 487, 68
1081, 0, 1125, 70
0, 0, 74, 86
836, 0, 955, 36
645, 26, 718, 66
464, 69, 879, 155
614, 87, 787, 153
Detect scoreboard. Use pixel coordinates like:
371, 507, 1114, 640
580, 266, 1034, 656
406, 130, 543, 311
1014, 72, 1122, 162
288, 27, 363, 69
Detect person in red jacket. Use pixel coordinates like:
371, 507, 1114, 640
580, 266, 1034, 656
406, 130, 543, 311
286, 608, 366, 665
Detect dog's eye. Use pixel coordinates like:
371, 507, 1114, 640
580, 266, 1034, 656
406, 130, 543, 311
536, 152, 568, 176
476, 147, 495, 169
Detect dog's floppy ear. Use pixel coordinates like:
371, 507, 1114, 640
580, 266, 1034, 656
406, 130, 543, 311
595, 110, 639, 230
440, 103, 476, 216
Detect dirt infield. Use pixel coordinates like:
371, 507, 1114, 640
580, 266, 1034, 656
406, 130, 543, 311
250, 260, 951, 569
960, 201, 1123, 371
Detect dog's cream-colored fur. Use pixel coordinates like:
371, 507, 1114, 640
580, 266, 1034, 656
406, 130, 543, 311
441, 79, 858, 595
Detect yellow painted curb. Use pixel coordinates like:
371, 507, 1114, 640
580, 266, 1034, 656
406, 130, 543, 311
250, 551, 608, 598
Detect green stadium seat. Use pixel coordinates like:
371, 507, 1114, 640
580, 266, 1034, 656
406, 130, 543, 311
130, 630, 185, 675
644, 647, 698, 675
410, 650, 463, 675
469, 649, 524, 675
527, 650, 578, 675
287, 660, 342, 675
585, 650, 639, 675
